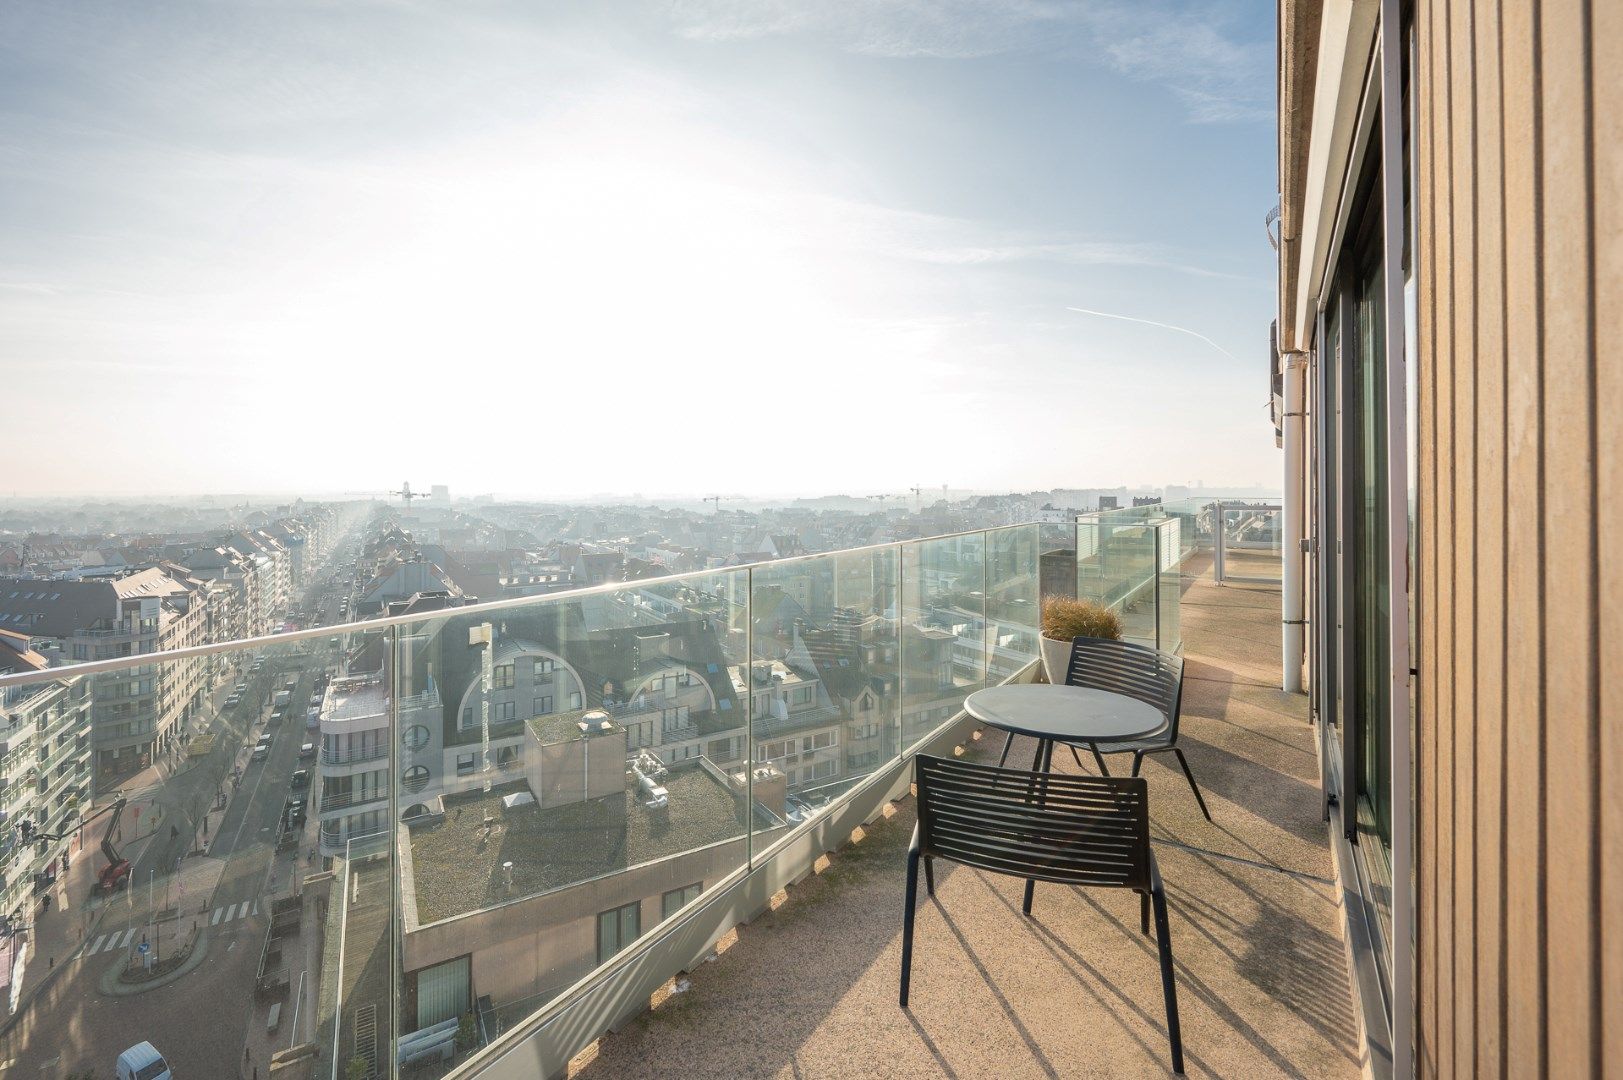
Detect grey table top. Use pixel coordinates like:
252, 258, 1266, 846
963, 684, 1166, 743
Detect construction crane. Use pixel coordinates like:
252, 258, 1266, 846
702, 495, 741, 512
22, 795, 130, 894
343, 482, 429, 507
909, 485, 925, 513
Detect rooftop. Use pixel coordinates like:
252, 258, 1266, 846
568, 561, 1360, 1080
405, 765, 754, 925
525, 707, 618, 744
322, 675, 389, 723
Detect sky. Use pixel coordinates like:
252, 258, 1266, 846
0, 0, 1279, 499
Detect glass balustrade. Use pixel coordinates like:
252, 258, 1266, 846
0, 524, 1107, 1079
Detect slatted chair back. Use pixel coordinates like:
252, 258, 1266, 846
914, 754, 1151, 892
1064, 636, 1184, 741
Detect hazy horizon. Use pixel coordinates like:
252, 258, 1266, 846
2, 1, 1278, 497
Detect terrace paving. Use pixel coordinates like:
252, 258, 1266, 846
570, 561, 1362, 1079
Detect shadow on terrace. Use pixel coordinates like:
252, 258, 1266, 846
569, 558, 1361, 1079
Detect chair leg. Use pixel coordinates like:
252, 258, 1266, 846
1090, 744, 1111, 776
900, 847, 921, 1007
1151, 883, 1185, 1074
1171, 746, 1212, 822
997, 730, 1014, 768
1131, 751, 1145, 778
1023, 876, 1036, 916
1140, 890, 1150, 936
924, 856, 935, 897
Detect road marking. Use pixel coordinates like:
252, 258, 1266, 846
117, 928, 135, 949
251, 899, 259, 916
211, 906, 225, 925
88, 933, 107, 954
236, 901, 249, 921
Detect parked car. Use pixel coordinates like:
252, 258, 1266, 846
290, 769, 309, 791
299, 741, 316, 761
225, 693, 241, 708
252, 736, 272, 763
116, 1041, 172, 1080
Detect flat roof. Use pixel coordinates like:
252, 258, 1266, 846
406, 767, 749, 924
323, 678, 387, 723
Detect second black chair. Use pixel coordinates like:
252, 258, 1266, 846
1001, 635, 1211, 822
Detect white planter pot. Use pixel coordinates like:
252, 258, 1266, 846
1040, 635, 1073, 685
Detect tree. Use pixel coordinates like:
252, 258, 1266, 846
346, 1056, 371, 1080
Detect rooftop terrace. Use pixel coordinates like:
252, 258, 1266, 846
405, 768, 752, 925
567, 560, 1360, 1079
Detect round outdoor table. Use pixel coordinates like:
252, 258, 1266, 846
964, 683, 1167, 912
964, 684, 1166, 774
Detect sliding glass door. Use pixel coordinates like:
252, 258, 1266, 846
1319, 172, 1394, 1010
1349, 212, 1393, 966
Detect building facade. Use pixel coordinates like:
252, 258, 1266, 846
1276, 0, 1619, 1074
0, 632, 91, 927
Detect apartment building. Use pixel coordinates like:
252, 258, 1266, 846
222, 530, 289, 635
0, 567, 212, 776
0, 631, 90, 926
317, 671, 441, 857
1276, 0, 1619, 1073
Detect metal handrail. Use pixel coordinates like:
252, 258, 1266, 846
0, 523, 1048, 692
321, 746, 388, 766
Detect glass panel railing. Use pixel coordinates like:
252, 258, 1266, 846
1159, 498, 1217, 562
1215, 501, 1284, 584
391, 570, 751, 1075
748, 545, 901, 833
0, 632, 348, 1079
987, 525, 1041, 684
1075, 511, 1187, 654
1154, 519, 1183, 654
0, 525, 1044, 1080
1076, 516, 1159, 649
900, 533, 987, 752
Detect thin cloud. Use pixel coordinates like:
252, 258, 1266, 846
664, 0, 1270, 122
1066, 305, 1239, 361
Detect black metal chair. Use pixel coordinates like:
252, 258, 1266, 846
1000, 636, 1210, 822
900, 754, 1184, 1074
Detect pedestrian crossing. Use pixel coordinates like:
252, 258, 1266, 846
84, 899, 257, 955
83, 928, 136, 956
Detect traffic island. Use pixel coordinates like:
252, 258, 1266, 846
98, 927, 211, 996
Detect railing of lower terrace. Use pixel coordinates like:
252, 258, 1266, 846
0, 521, 1195, 1080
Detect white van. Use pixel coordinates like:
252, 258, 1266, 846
116, 1041, 172, 1080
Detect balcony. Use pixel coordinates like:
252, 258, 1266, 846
322, 744, 390, 767
0, 520, 1357, 1080
557, 560, 1356, 1080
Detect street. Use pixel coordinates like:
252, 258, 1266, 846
0, 553, 357, 1078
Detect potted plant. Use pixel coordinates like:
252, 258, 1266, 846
455, 1012, 478, 1052
1040, 597, 1122, 684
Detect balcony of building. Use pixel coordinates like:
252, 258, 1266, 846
564, 561, 1354, 1080
0, 515, 1357, 1080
